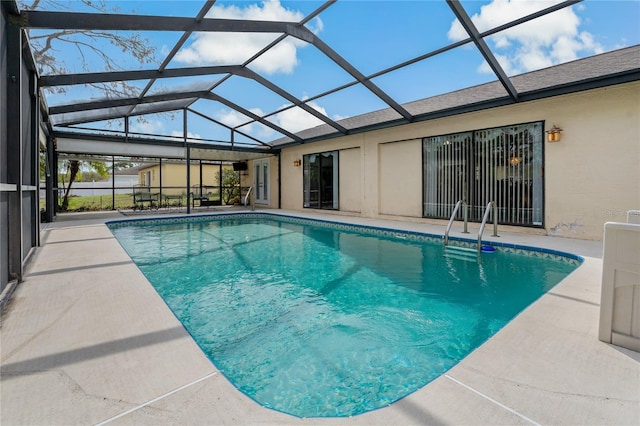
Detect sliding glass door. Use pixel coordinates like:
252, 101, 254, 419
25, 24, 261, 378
303, 151, 339, 210
423, 121, 543, 226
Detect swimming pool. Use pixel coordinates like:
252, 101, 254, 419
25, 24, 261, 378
108, 213, 581, 418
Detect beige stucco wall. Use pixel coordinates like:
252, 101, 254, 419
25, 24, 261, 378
379, 140, 422, 217
278, 81, 640, 240
339, 147, 362, 213
542, 84, 640, 239
281, 135, 366, 213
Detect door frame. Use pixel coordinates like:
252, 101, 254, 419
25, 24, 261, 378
253, 158, 270, 205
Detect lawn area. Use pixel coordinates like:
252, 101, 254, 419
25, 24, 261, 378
41, 193, 136, 212
42, 188, 235, 212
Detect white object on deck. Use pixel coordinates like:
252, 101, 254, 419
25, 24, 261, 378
599, 211, 640, 352
627, 209, 640, 224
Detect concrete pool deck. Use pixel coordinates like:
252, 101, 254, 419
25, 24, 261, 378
1, 209, 638, 425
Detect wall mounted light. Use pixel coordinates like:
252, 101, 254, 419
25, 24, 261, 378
509, 156, 521, 166
546, 125, 563, 142
293, 159, 301, 167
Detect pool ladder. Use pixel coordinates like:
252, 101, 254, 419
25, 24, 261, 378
444, 201, 499, 258
477, 201, 499, 253
243, 186, 254, 210
444, 199, 469, 246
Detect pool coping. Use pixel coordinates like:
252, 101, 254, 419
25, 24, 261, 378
106, 211, 584, 266
1, 209, 638, 425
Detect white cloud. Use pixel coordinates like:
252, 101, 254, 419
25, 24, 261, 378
214, 100, 331, 140
217, 108, 264, 128
448, 0, 603, 75
130, 119, 165, 135
213, 107, 276, 139
175, 0, 320, 75
269, 102, 328, 133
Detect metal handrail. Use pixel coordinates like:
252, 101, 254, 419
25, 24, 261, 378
478, 201, 499, 253
243, 186, 253, 208
444, 200, 467, 246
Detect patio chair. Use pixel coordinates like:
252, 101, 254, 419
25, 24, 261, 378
133, 185, 159, 210
191, 185, 221, 207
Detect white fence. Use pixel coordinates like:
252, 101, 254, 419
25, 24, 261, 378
40, 175, 138, 198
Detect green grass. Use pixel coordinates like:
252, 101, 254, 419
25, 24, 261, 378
70, 193, 136, 211
44, 193, 136, 212
42, 189, 238, 212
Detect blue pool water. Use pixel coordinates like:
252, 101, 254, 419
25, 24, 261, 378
108, 213, 580, 418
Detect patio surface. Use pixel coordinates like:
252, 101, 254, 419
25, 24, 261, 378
1, 209, 638, 425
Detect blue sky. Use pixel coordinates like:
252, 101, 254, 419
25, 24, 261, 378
29, 0, 640, 145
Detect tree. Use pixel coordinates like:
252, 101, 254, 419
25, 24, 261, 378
19, 0, 156, 98
217, 168, 240, 205
58, 160, 109, 210
20, 1, 156, 210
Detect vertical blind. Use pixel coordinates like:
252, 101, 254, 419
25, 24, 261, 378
423, 132, 472, 219
423, 122, 543, 226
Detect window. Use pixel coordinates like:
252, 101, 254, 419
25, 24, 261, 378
423, 121, 543, 227
303, 151, 339, 210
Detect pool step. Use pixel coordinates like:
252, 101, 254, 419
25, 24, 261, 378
444, 245, 478, 262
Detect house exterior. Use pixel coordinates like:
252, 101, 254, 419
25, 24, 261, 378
242, 46, 640, 241
137, 162, 231, 195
